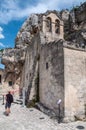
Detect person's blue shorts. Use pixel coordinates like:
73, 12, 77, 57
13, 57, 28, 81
5, 102, 11, 109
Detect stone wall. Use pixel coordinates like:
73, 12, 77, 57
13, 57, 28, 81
0, 68, 20, 96
0, 69, 7, 90
21, 34, 40, 103
20, 36, 64, 117
39, 41, 64, 116
64, 47, 86, 121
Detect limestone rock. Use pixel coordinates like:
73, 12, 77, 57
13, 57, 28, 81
61, 10, 70, 21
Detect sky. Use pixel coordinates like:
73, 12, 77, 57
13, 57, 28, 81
0, 0, 86, 68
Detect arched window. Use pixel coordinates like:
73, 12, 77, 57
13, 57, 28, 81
55, 19, 60, 34
46, 17, 52, 32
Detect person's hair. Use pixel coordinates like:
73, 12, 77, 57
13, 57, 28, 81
8, 91, 11, 94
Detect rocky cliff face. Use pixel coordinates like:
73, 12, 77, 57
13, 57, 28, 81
1, 47, 26, 88
15, 14, 39, 48
61, 2, 86, 49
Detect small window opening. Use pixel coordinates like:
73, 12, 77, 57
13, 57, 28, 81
8, 81, 13, 86
46, 62, 49, 69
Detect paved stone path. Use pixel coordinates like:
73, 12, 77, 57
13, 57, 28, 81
0, 99, 86, 130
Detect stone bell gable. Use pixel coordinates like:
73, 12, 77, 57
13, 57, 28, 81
42, 11, 64, 42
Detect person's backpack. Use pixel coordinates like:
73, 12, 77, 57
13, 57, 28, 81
9, 95, 13, 103
7, 94, 13, 103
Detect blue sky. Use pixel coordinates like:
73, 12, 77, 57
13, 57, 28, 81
0, 0, 86, 68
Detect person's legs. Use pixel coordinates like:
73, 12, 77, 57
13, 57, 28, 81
8, 108, 11, 113
5, 102, 9, 115
8, 103, 11, 114
5, 102, 11, 115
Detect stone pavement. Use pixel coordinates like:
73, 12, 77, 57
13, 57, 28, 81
0, 99, 86, 130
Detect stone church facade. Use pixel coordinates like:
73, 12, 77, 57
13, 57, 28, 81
1, 3, 86, 122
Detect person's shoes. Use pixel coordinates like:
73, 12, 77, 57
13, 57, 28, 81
6, 113, 9, 116
5, 112, 9, 116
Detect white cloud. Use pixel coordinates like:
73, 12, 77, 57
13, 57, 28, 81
0, 42, 5, 47
0, 27, 5, 39
0, 27, 3, 32
0, 34, 4, 39
0, 0, 85, 24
